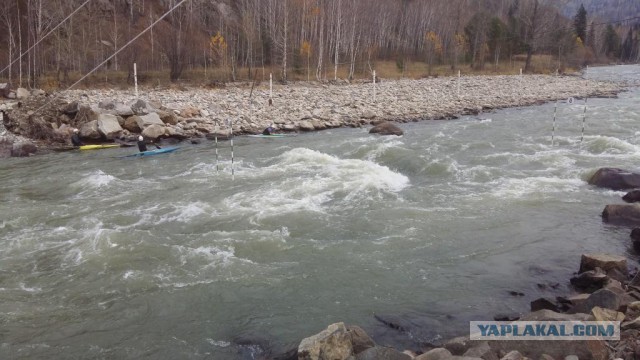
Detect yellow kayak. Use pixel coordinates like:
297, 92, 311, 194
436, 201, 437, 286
79, 144, 121, 151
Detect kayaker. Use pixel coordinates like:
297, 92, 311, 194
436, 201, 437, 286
71, 128, 83, 147
262, 124, 275, 135
137, 135, 161, 152
137, 135, 148, 152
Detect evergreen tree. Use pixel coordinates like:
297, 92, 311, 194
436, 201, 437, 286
603, 25, 621, 58
573, 4, 587, 44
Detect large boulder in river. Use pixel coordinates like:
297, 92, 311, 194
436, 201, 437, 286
602, 204, 640, 225
298, 322, 353, 360
136, 113, 164, 129
130, 99, 156, 115
623, 190, 640, 203
80, 120, 101, 139
157, 110, 179, 125
141, 124, 166, 140
579, 253, 627, 276
369, 121, 403, 136
11, 141, 37, 157
588, 168, 640, 190
97, 114, 123, 139
124, 115, 142, 133
298, 120, 315, 131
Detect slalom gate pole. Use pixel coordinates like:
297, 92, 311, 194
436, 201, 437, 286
134, 63, 139, 99
229, 118, 235, 180
551, 100, 557, 146
581, 97, 588, 143
215, 128, 219, 172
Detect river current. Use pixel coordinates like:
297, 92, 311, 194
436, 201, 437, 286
1, 65, 639, 359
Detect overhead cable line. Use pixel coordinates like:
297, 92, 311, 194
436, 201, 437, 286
0, 0, 92, 76
33, 0, 191, 115
591, 15, 640, 26
64, 0, 189, 92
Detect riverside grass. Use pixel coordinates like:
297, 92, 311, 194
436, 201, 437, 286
30, 56, 570, 92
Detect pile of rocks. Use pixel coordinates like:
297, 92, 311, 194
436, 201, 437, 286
0, 74, 625, 159
283, 251, 639, 360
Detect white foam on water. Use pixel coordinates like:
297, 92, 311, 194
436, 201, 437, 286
70, 169, 117, 189
365, 138, 405, 161
171, 245, 246, 267
63, 248, 84, 266
489, 176, 585, 199
584, 135, 640, 155
178, 160, 255, 180
207, 339, 231, 348
19, 283, 42, 293
224, 148, 410, 219
161, 201, 212, 223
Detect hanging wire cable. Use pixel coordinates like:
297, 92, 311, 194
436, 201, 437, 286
66, 0, 189, 92
33, 0, 190, 115
591, 15, 640, 26
0, 0, 92, 77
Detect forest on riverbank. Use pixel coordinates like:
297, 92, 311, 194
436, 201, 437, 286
0, 0, 638, 90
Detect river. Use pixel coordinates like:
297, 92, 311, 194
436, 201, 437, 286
1, 65, 639, 359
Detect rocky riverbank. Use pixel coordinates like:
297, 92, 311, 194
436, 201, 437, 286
0, 73, 625, 158
270, 167, 640, 360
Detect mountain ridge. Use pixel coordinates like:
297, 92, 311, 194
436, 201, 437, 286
553, 0, 640, 24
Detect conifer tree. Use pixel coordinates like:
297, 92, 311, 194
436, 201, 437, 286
573, 4, 587, 44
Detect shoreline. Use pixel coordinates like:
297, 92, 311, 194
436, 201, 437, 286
0, 73, 628, 157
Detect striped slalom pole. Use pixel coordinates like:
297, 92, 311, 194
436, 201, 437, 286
551, 100, 557, 146
134, 63, 139, 99
229, 118, 235, 180
215, 132, 219, 172
581, 97, 588, 143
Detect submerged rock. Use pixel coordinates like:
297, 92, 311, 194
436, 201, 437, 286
369, 121, 403, 136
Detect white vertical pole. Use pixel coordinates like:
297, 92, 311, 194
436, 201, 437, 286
215, 123, 219, 172
270, 73, 273, 103
134, 62, 139, 99
373, 70, 376, 103
457, 70, 461, 98
520, 68, 522, 76
581, 97, 588, 143
229, 118, 235, 180
551, 100, 557, 146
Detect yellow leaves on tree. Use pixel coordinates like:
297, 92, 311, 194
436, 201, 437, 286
300, 40, 312, 57
575, 36, 584, 48
424, 31, 443, 56
210, 32, 228, 64
454, 32, 467, 51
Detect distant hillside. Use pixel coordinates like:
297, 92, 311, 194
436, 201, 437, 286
555, 0, 640, 24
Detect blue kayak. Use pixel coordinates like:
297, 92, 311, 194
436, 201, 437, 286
121, 146, 179, 158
